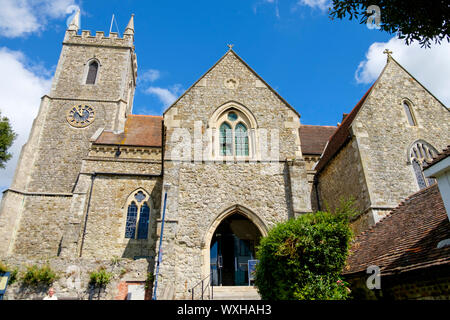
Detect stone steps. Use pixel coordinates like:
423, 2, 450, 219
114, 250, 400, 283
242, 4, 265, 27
211, 286, 261, 300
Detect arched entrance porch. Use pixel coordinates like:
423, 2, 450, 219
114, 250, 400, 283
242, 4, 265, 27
201, 205, 268, 286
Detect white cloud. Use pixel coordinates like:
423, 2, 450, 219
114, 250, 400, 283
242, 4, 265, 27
356, 36, 450, 107
0, 0, 80, 38
0, 47, 52, 192
140, 69, 161, 83
296, 0, 331, 11
145, 84, 184, 109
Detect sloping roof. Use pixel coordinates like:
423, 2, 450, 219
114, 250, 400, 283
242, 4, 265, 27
314, 83, 375, 173
299, 125, 337, 155
344, 184, 450, 276
424, 145, 450, 168
95, 115, 163, 147
163, 48, 300, 118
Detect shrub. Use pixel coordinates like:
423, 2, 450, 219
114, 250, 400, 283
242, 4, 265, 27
0, 261, 8, 273
8, 268, 18, 285
22, 265, 57, 286
254, 204, 354, 300
89, 267, 113, 287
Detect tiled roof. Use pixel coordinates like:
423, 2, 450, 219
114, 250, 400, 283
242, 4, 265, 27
344, 184, 450, 276
424, 145, 450, 168
299, 125, 337, 155
95, 115, 163, 147
314, 84, 375, 173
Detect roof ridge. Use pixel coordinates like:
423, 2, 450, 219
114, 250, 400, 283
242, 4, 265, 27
301, 124, 338, 128
129, 114, 163, 118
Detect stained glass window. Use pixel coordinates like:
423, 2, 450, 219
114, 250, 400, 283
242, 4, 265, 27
228, 112, 238, 122
135, 191, 146, 203
125, 202, 138, 239
86, 61, 98, 84
220, 122, 233, 156
137, 203, 150, 239
235, 123, 249, 156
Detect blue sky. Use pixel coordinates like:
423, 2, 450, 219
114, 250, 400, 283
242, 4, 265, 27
0, 0, 449, 192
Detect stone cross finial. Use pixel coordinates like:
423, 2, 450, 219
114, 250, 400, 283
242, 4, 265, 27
227, 44, 234, 50
383, 48, 393, 56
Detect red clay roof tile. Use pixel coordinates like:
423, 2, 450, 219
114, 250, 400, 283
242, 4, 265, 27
299, 125, 337, 155
344, 184, 450, 276
95, 115, 163, 147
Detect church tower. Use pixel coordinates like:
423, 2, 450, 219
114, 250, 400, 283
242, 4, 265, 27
0, 13, 138, 257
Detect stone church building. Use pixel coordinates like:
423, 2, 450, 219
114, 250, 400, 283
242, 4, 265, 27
0, 14, 449, 300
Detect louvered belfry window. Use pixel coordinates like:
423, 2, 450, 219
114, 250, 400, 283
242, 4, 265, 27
86, 61, 98, 84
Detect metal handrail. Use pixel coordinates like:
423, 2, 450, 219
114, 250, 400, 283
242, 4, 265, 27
188, 272, 214, 300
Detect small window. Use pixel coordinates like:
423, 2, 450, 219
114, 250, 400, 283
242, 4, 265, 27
125, 202, 138, 239
235, 123, 249, 156
137, 203, 150, 239
86, 61, 99, 84
220, 122, 233, 156
403, 101, 416, 126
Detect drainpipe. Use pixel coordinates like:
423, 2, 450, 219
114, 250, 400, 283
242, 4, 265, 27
79, 173, 96, 257
152, 182, 171, 300
314, 174, 321, 212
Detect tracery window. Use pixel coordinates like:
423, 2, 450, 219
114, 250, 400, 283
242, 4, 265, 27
124, 190, 151, 240
409, 140, 438, 189
218, 110, 250, 157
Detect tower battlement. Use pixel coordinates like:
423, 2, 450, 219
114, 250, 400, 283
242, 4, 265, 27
64, 29, 134, 48
64, 11, 135, 49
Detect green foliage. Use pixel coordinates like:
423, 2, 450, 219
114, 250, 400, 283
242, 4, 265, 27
0, 261, 18, 285
0, 261, 7, 273
89, 267, 113, 288
22, 265, 57, 287
0, 110, 16, 169
254, 202, 355, 300
328, 0, 450, 48
145, 272, 155, 290
8, 268, 18, 285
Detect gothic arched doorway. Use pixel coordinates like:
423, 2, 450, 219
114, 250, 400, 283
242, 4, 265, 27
209, 213, 263, 286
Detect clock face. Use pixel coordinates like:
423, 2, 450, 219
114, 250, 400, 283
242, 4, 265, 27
67, 105, 95, 128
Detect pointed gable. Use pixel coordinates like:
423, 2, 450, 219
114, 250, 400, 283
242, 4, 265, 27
163, 49, 300, 118
315, 54, 449, 174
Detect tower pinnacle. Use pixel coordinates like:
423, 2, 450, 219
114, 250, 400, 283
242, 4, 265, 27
68, 10, 80, 32
124, 14, 135, 35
